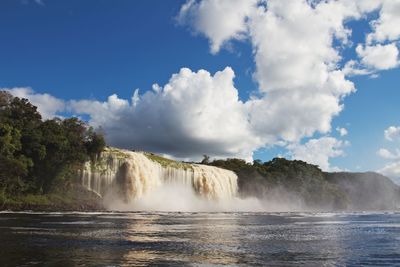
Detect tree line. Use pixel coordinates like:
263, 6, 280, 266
0, 91, 105, 196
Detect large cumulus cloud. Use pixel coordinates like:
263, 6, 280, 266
69, 67, 261, 160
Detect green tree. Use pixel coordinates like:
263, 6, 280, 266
85, 127, 106, 162
33, 119, 69, 193
0, 92, 35, 194
201, 155, 210, 164
0, 123, 21, 157
61, 118, 87, 163
0, 123, 29, 194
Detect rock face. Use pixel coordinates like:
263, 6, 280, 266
80, 148, 238, 203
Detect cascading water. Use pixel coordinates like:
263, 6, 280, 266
80, 148, 239, 204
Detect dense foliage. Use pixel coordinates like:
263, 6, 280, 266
0, 91, 105, 197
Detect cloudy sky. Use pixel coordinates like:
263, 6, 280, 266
1, 0, 400, 181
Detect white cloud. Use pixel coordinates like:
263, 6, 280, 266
288, 137, 347, 172
69, 67, 262, 160
377, 126, 400, 183
4, 87, 65, 119
247, 0, 356, 94
177, 0, 258, 54
378, 161, 400, 184
356, 43, 399, 70
336, 127, 348, 136
343, 60, 374, 76
384, 126, 400, 141
367, 0, 400, 44
353, 0, 400, 74
377, 148, 400, 160
34, 0, 45, 5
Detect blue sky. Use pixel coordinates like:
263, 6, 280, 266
0, 0, 255, 100
1, 0, 400, 179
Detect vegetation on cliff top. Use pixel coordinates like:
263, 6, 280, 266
144, 152, 192, 170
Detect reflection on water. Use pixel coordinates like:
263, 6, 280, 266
122, 213, 245, 265
0, 211, 400, 266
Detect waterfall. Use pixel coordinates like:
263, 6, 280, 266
80, 148, 238, 202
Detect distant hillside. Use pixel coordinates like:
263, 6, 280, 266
209, 157, 400, 211
326, 172, 400, 210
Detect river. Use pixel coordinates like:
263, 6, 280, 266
0, 211, 399, 266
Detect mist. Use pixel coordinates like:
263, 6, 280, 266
102, 182, 315, 212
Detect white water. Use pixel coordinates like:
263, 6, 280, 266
80, 148, 254, 211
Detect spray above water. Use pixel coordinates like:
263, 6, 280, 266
80, 148, 263, 212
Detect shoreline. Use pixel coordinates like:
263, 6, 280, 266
0, 203, 104, 212
1, 205, 399, 213
0, 184, 104, 212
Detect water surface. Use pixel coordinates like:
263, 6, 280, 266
0, 211, 399, 266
